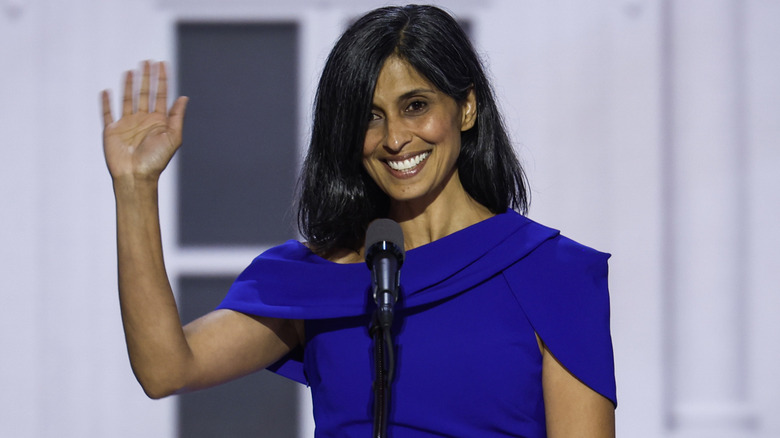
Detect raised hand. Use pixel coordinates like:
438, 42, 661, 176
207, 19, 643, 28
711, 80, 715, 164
102, 61, 188, 184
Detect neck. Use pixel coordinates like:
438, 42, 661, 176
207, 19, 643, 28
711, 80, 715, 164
388, 171, 494, 250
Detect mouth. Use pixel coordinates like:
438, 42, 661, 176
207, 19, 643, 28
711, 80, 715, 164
384, 151, 431, 173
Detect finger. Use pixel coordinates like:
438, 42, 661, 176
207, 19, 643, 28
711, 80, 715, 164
168, 96, 189, 145
138, 60, 151, 112
154, 62, 168, 114
121, 70, 134, 116
101, 90, 114, 126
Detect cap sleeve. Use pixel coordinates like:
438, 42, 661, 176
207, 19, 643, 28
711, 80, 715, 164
504, 235, 617, 407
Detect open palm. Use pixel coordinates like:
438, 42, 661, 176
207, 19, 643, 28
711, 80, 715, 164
102, 61, 188, 182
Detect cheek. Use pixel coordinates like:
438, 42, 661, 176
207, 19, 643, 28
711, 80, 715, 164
418, 115, 460, 144
363, 129, 381, 157
361, 150, 379, 180
362, 159, 382, 188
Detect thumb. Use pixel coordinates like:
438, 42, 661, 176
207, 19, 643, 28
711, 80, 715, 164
168, 96, 189, 143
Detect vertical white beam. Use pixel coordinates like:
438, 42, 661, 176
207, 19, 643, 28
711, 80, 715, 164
743, 1, 780, 437
21, 0, 175, 436
93, 1, 178, 435
602, 2, 666, 436
665, 0, 756, 435
0, 0, 43, 436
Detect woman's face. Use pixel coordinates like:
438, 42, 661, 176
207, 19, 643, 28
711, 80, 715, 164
363, 56, 476, 205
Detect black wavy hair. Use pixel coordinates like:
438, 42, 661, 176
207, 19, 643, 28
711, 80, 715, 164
296, 4, 529, 255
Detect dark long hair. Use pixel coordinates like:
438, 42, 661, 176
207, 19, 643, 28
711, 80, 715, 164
296, 4, 528, 254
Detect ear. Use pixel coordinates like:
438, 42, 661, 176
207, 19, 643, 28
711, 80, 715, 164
460, 87, 477, 132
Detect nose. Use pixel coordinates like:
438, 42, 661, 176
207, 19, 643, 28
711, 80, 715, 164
384, 117, 411, 152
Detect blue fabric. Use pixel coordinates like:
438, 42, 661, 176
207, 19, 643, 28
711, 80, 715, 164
217, 210, 616, 437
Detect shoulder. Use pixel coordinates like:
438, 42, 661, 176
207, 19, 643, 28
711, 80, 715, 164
256, 240, 312, 262
502, 226, 611, 326
539, 234, 610, 279
507, 213, 610, 275
296, 241, 363, 264
500, 218, 617, 407
495, 211, 610, 271
248, 240, 360, 265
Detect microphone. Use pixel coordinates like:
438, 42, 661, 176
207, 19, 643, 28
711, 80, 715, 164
365, 218, 405, 330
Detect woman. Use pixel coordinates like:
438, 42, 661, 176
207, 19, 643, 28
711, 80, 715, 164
101, 5, 616, 437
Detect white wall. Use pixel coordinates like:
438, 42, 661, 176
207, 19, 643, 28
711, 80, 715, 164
1, 0, 778, 437
1, 0, 176, 436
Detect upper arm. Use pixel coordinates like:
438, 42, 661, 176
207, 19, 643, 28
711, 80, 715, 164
178, 309, 304, 393
542, 343, 615, 438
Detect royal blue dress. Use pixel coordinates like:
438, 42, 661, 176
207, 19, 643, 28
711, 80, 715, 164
217, 210, 616, 437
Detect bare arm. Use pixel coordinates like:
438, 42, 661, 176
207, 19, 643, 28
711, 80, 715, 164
102, 61, 301, 399
541, 341, 615, 437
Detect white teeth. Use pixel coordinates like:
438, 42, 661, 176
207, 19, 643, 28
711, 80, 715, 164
386, 152, 430, 171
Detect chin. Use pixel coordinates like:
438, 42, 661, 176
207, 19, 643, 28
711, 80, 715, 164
385, 187, 437, 205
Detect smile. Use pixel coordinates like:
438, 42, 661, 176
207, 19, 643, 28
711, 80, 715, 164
385, 152, 431, 172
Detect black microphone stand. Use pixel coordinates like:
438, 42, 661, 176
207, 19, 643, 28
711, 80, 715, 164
371, 289, 396, 438
364, 219, 404, 438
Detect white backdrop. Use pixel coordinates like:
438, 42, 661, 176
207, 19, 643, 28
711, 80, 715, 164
1, 0, 778, 437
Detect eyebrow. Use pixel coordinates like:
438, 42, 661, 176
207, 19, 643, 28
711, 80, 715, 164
371, 88, 438, 110
398, 88, 437, 101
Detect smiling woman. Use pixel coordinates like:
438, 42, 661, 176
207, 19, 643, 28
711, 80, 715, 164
296, 5, 530, 258
362, 56, 477, 217
101, 4, 616, 437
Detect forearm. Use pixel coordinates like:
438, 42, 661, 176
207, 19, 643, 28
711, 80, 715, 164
542, 345, 615, 437
113, 177, 192, 398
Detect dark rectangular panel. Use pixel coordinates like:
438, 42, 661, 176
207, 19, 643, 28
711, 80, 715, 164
177, 23, 299, 246
176, 276, 300, 438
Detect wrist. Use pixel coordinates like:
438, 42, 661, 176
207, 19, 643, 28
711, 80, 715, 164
112, 174, 160, 198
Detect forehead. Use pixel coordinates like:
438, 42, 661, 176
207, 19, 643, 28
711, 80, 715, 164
373, 56, 436, 99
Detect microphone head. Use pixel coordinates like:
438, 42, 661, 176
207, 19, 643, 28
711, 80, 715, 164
364, 218, 405, 266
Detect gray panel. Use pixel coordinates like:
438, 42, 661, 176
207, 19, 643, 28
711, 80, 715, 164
177, 23, 298, 246
176, 276, 300, 438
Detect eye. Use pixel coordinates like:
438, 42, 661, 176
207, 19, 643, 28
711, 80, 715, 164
369, 112, 382, 122
406, 100, 427, 113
